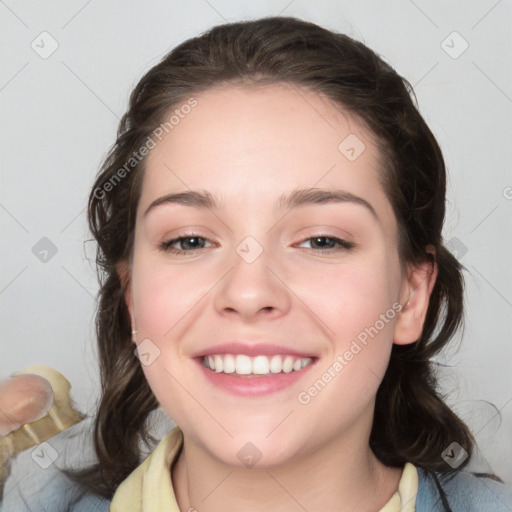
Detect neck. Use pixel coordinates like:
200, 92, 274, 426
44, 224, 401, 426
172, 414, 402, 512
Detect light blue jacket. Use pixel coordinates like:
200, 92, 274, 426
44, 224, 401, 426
4, 462, 512, 511
3, 420, 512, 511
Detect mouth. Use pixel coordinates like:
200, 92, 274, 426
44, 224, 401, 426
194, 352, 318, 396
200, 353, 315, 376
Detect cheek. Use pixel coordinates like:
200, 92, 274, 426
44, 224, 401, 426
294, 264, 400, 423
306, 259, 399, 340
130, 255, 215, 411
131, 256, 200, 418
306, 258, 400, 394
131, 256, 207, 339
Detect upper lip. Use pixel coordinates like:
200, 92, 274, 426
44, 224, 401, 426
191, 342, 317, 358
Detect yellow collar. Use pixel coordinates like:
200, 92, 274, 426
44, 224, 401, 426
110, 427, 418, 512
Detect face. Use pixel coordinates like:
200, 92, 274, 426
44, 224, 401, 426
122, 83, 426, 468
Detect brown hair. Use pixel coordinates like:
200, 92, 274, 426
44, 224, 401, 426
64, 16, 501, 508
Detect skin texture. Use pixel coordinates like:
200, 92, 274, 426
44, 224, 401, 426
119, 83, 437, 512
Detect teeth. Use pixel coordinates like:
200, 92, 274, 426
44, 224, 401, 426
214, 354, 223, 373
224, 354, 235, 373
252, 355, 269, 374
270, 355, 282, 373
235, 355, 252, 375
282, 356, 294, 373
204, 354, 313, 375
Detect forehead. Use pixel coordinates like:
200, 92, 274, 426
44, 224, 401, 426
140, 83, 391, 219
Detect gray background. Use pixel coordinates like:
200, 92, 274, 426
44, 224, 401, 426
1, 0, 511, 483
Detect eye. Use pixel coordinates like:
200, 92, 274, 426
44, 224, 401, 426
296, 235, 354, 253
159, 234, 354, 256
159, 234, 213, 255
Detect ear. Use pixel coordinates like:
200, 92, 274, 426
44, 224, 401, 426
394, 246, 438, 345
116, 259, 135, 329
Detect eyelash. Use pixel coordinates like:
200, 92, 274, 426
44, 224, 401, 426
158, 233, 354, 255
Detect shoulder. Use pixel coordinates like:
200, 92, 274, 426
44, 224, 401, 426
416, 466, 512, 511
2, 419, 111, 512
2, 465, 111, 512
69, 493, 111, 512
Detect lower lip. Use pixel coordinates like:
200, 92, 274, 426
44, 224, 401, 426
195, 358, 316, 397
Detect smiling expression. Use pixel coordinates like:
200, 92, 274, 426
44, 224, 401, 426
121, 82, 415, 467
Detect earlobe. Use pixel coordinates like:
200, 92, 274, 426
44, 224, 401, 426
394, 247, 438, 345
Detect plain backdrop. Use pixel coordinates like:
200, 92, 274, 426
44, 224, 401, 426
1, 0, 511, 483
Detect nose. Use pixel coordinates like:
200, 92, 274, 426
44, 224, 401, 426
213, 239, 292, 323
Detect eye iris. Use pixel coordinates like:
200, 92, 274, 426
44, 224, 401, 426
311, 237, 334, 249
182, 237, 203, 250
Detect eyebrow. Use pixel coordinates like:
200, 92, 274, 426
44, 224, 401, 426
143, 187, 378, 220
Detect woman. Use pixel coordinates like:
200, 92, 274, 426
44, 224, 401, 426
5, 15, 511, 512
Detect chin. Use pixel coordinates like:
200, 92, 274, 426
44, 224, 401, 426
202, 432, 301, 470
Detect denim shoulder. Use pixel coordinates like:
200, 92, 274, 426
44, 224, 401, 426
2, 458, 111, 512
70, 492, 111, 512
1, 420, 111, 512
416, 466, 512, 511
